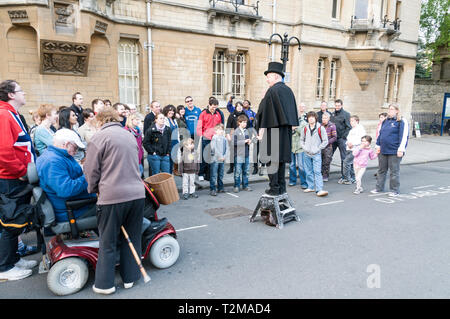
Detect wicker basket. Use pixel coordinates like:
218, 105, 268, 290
144, 173, 179, 205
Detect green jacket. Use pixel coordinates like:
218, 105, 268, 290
292, 114, 308, 153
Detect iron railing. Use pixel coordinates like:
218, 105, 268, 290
411, 112, 442, 135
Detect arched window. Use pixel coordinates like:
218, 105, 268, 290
118, 38, 140, 106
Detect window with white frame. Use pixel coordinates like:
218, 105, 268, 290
212, 50, 225, 98
118, 39, 140, 107
232, 53, 246, 98
383, 64, 402, 105
316, 58, 325, 100
329, 59, 338, 101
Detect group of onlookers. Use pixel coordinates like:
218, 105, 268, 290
289, 99, 409, 197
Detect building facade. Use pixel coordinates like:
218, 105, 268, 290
0, 0, 421, 134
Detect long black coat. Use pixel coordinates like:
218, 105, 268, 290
256, 81, 298, 163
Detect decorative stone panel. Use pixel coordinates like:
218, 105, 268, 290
40, 40, 90, 76
8, 10, 29, 25
94, 20, 108, 34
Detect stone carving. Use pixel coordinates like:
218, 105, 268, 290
8, 10, 29, 25
54, 1, 77, 34
40, 40, 90, 76
94, 20, 108, 34
346, 50, 391, 91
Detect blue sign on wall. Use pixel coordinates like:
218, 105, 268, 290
441, 93, 450, 136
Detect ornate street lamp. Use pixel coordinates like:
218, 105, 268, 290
268, 32, 301, 73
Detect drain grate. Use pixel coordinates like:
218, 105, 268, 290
205, 205, 253, 220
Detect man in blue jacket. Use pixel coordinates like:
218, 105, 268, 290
36, 129, 96, 223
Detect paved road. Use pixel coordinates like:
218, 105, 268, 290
2, 161, 450, 299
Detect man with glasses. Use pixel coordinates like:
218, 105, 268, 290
0, 80, 37, 281
36, 128, 96, 224
184, 96, 201, 139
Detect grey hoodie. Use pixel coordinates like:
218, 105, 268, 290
300, 123, 329, 156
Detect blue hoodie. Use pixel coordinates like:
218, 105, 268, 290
184, 106, 202, 136
36, 145, 95, 222
376, 117, 409, 155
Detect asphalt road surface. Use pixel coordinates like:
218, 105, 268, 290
2, 160, 450, 299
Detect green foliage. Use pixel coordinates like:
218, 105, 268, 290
417, 0, 450, 77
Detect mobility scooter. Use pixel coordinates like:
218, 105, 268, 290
27, 163, 180, 296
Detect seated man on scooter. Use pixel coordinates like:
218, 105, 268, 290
36, 129, 97, 225
36, 128, 167, 240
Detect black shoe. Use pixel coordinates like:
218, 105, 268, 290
226, 167, 234, 174
265, 189, 280, 196
252, 166, 258, 175
189, 193, 199, 198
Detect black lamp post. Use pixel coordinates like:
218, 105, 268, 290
268, 32, 301, 73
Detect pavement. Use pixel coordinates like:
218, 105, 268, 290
166, 135, 450, 191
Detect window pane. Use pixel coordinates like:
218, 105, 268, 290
332, 0, 338, 18
355, 0, 368, 19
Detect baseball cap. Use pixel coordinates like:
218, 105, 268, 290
54, 128, 85, 149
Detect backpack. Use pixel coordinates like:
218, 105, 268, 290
0, 185, 46, 233
304, 125, 323, 142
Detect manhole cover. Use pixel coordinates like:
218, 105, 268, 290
205, 205, 253, 220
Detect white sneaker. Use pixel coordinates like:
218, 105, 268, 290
92, 285, 116, 295
124, 282, 134, 289
0, 266, 32, 281
316, 190, 329, 197
303, 188, 315, 193
15, 258, 38, 270
198, 176, 204, 181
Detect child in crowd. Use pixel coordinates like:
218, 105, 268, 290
179, 138, 199, 200
352, 135, 378, 194
341, 115, 366, 185
125, 113, 145, 176
300, 111, 329, 197
209, 124, 229, 196
233, 115, 252, 193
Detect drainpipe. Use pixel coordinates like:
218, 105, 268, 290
271, 0, 276, 61
146, 0, 153, 106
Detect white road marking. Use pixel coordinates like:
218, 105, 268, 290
413, 185, 435, 189
368, 193, 389, 197
176, 225, 208, 232
315, 200, 344, 207
226, 192, 239, 198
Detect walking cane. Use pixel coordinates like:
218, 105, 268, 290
121, 225, 151, 283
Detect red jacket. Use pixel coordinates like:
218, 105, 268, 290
0, 101, 35, 179
196, 109, 222, 140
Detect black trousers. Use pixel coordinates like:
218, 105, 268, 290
94, 198, 144, 289
268, 162, 287, 194
0, 178, 30, 272
332, 138, 347, 179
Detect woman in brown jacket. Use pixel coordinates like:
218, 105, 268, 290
84, 108, 145, 294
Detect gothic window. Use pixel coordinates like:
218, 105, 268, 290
232, 53, 246, 98
384, 64, 402, 105
118, 39, 140, 107
212, 50, 225, 98
329, 60, 338, 101
316, 58, 325, 100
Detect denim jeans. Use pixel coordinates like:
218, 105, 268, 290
289, 152, 307, 187
343, 150, 355, 182
148, 154, 170, 175
304, 153, 323, 192
234, 156, 249, 189
209, 162, 224, 191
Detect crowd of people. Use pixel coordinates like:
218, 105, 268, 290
0, 76, 409, 292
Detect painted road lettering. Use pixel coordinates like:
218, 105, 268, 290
374, 186, 450, 204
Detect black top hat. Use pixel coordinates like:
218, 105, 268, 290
264, 62, 285, 78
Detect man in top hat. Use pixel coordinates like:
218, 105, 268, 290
256, 62, 299, 196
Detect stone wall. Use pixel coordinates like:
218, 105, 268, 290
412, 79, 450, 114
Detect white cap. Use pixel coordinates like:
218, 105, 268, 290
54, 128, 85, 149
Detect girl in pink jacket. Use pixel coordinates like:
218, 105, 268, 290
352, 135, 378, 194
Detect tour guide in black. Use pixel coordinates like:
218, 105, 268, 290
256, 62, 299, 196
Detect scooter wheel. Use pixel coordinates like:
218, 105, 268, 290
47, 257, 89, 296
148, 235, 180, 269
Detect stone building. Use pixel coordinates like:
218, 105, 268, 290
0, 0, 421, 134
